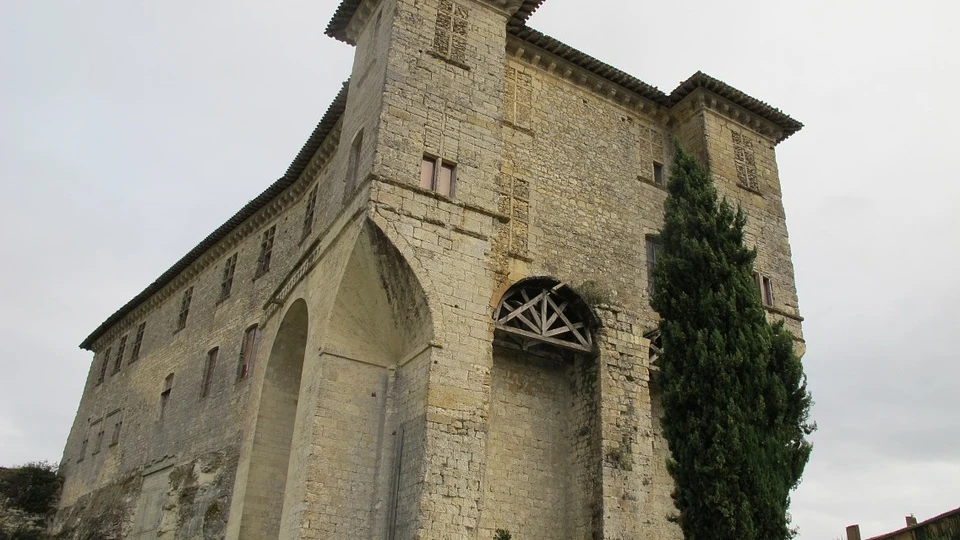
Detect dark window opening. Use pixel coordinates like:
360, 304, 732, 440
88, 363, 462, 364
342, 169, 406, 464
112, 335, 127, 374
237, 325, 261, 381
177, 287, 193, 330
201, 347, 219, 398
256, 226, 276, 278
653, 162, 664, 186
220, 253, 238, 301
160, 373, 174, 420
130, 322, 146, 363
96, 348, 111, 385
302, 185, 318, 240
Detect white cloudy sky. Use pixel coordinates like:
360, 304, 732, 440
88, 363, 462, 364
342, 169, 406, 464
1, 0, 958, 538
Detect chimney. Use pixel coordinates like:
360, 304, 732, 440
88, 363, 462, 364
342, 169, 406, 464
906, 515, 918, 527
846, 524, 862, 540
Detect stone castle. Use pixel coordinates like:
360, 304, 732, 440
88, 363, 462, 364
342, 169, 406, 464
54, 0, 805, 538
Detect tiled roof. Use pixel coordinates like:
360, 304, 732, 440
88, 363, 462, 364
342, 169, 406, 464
865, 507, 960, 540
669, 71, 803, 142
509, 27, 802, 142
509, 26, 670, 107
326, 0, 546, 44
79, 81, 350, 350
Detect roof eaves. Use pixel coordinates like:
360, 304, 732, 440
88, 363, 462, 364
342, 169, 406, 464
327, 0, 546, 45
79, 81, 350, 351
325, 0, 363, 44
865, 507, 960, 540
668, 71, 803, 143
507, 0, 547, 28
508, 26, 670, 107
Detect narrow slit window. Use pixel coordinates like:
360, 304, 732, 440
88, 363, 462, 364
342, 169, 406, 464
160, 373, 174, 420
177, 287, 193, 330
302, 185, 318, 239
97, 348, 111, 385
646, 236, 662, 298
92, 423, 104, 455
754, 273, 775, 307
762, 276, 775, 307
237, 325, 260, 381
220, 253, 238, 301
201, 347, 219, 398
256, 226, 276, 277
130, 322, 146, 363
345, 131, 364, 197
112, 335, 127, 374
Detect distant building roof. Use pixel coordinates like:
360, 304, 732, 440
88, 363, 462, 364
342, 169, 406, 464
865, 506, 960, 540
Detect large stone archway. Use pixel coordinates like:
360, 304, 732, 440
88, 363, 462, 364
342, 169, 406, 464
237, 299, 309, 539
480, 278, 602, 539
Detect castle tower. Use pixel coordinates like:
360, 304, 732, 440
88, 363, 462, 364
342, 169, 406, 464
53, 1, 804, 538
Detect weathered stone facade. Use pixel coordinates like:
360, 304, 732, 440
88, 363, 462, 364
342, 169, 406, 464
55, 0, 805, 538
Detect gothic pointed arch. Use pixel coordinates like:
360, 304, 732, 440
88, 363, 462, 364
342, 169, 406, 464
493, 277, 598, 354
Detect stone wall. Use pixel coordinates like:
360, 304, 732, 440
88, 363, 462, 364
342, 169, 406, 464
57, 0, 806, 537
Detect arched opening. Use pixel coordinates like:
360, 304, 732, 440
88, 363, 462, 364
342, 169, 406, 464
238, 299, 308, 539
481, 278, 600, 539
277, 221, 434, 538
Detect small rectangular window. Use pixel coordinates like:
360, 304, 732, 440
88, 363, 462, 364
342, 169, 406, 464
302, 185, 318, 239
754, 273, 775, 307
653, 162, 664, 186
220, 253, 238, 301
256, 226, 276, 277
420, 155, 456, 197
130, 322, 146, 363
113, 335, 127, 374
646, 237, 662, 298
237, 325, 261, 381
177, 287, 193, 330
201, 347, 219, 398
160, 373, 174, 420
97, 348, 111, 385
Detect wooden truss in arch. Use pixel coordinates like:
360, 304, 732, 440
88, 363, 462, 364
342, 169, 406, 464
494, 283, 594, 353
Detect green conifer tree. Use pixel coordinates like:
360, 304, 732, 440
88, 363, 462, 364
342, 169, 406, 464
651, 145, 814, 540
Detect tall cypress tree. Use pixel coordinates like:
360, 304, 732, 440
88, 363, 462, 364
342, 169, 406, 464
651, 145, 813, 540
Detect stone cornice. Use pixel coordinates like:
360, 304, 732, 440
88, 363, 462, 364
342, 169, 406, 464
327, 0, 545, 45
508, 28, 802, 143
507, 30, 671, 123
671, 89, 785, 145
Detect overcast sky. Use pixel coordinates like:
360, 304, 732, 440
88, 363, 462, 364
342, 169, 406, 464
1, 0, 958, 538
